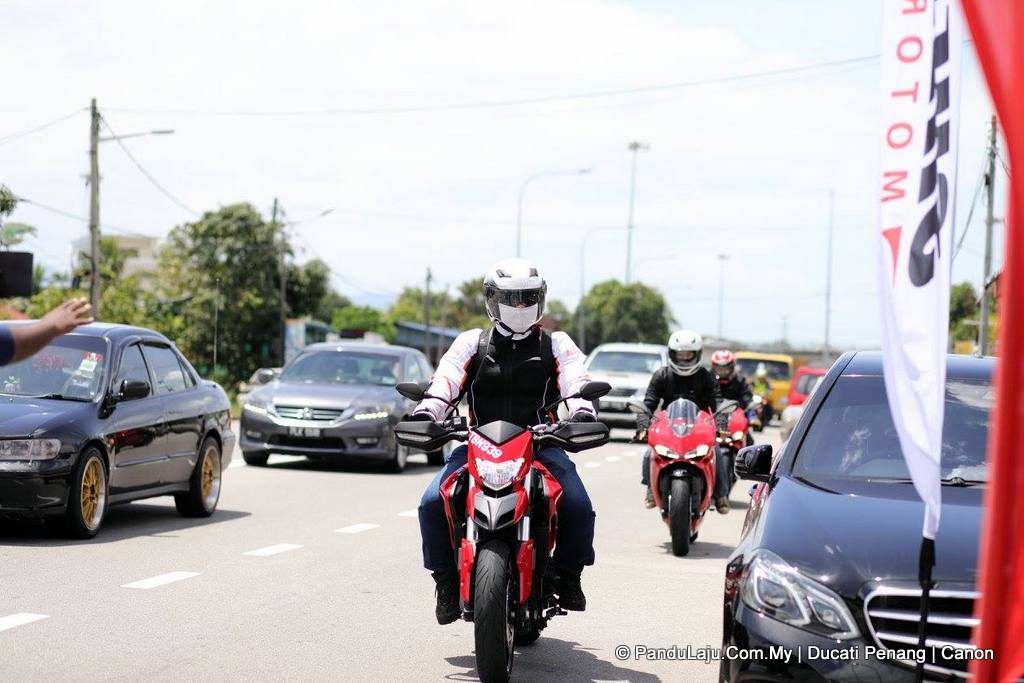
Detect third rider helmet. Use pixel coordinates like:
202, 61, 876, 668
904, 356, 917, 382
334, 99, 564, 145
710, 349, 737, 383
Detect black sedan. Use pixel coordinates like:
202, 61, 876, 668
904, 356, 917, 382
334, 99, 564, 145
239, 342, 438, 472
722, 352, 990, 682
0, 323, 234, 538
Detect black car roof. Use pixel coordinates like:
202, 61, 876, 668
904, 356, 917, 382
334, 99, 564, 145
843, 351, 993, 380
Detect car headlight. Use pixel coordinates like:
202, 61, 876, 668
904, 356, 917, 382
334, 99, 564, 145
0, 439, 62, 461
740, 549, 860, 639
475, 457, 525, 490
352, 409, 390, 421
243, 397, 270, 415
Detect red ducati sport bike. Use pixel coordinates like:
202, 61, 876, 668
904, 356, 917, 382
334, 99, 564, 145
394, 380, 611, 683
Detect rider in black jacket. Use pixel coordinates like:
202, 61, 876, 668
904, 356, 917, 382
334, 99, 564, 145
636, 330, 732, 512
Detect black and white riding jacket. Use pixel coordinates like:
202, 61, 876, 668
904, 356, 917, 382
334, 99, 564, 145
413, 326, 595, 429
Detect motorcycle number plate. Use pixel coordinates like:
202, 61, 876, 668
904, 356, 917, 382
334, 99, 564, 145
288, 426, 321, 437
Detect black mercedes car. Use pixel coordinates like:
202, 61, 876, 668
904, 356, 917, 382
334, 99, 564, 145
0, 323, 234, 539
722, 352, 990, 682
239, 342, 438, 472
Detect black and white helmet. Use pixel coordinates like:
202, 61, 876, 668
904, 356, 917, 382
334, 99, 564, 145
667, 329, 703, 376
483, 258, 547, 335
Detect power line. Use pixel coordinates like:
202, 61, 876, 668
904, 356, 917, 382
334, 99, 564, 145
15, 196, 159, 238
99, 116, 200, 216
104, 54, 880, 118
954, 160, 989, 261
0, 108, 87, 146
290, 230, 398, 298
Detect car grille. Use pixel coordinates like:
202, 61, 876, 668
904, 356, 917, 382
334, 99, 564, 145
269, 435, 345, 450
273, 405, 345, 421
864, 586, 979, 679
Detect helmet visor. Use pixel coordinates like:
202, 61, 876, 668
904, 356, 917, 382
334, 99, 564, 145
713, 364, 733, 379
669, 349, 698, 365
487, 287, 544, 309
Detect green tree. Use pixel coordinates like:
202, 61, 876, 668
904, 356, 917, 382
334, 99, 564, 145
0, 185, 37, 248
545, 299, 571, 328
332, 305, 394, 340
315, 289, 351, 324
576, 280, 671, 349
286, 259, 337, 320
949, 281, 979, 343
157, 203, 281, 388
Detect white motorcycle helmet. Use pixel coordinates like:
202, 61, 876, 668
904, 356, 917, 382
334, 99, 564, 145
667, 329, 703, 376
483, 258, 547, 335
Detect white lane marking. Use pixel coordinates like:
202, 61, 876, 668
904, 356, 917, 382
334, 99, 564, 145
398, 509, 418, 517
584, 462, 601, 469
243, 543, 303, 557
122, 571, 200, 590
335, 523, 380, 534
229, 460, 246, 469
0, 613, 48, 632
605, 456, 621, 462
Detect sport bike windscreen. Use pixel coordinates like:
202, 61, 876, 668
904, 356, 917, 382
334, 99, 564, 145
664, 398, 701, 437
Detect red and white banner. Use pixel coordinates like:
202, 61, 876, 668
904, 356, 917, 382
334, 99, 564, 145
878, 0, 962, 540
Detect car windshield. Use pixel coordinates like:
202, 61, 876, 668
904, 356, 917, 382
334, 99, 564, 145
588, 351, 663, 374
663, 398, 701, 437
0, 335, 108, 401
793, 375, 993, 482
736, 359, 790, 380
281, 351, 400, 386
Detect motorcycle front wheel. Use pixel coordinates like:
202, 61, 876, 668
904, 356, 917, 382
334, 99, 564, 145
668, 478, 692, 557
474, 540, 515, 683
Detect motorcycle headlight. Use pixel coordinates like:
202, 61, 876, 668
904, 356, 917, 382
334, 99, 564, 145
740, 549, 860, 639
475, 458, 524, 489
0, 439, 62, 461
653, 444, 677, 459
732, 431, 745, 441
685, 444, 710, 459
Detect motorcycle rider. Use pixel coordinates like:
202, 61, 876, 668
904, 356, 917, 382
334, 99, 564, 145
636, 330, 731, 513
413, 258, 598, 625
751, 362, 774, 426
710, 350, 756, 433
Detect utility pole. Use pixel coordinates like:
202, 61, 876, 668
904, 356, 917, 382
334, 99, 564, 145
782, 315, 789, 348
716, 253, 729, 339
423, 268, 433, 362
88, 98, 101, 317
273, 198, 287, 366
625, 141, 649, 284
980, 115, 998, 356
823, 189, 835, 359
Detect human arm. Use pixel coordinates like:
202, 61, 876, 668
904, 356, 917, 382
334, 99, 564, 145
412, 329, 483, 421
2, 298, 94, 365
551, 332, 596, 419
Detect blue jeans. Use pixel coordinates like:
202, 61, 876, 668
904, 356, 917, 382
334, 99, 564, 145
418, 444, 596, 574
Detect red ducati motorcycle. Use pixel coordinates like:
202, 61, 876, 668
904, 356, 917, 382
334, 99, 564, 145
631, 398, 724, 557
394, 380, 610, 683
715, 399, 750, 493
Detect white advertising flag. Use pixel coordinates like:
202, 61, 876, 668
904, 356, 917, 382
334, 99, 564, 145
878, 0, 962, 540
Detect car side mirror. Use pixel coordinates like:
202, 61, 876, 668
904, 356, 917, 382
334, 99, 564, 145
255, 368, 276, 384
117, 379, 151, 401
735, 444, 773, 482
576, 381, 611, 401
395, 381, 429, 402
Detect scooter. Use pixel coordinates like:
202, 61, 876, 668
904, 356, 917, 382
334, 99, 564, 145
394, 380, 611, 683
630, 398, 719, 557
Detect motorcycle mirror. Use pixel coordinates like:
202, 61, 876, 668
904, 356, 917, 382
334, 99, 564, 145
626, 401, 648, 415
395, 381, 428, 402
576, 381, 611, 401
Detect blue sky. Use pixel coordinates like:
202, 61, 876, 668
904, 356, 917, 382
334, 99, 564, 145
0, 0, 1007, 348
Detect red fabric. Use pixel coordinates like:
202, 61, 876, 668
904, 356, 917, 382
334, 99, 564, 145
963, 1, 1024, 680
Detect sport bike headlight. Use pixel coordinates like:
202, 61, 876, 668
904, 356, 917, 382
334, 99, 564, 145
731, 431, 745, 441
0, 439, 62, 461
475, 458, 524, 490
685, 444, 711, 459
740, 549, 860, 639
653, 444, 677, 459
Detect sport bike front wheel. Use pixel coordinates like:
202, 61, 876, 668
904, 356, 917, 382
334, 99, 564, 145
668, 478, 692, 557
474, 540, 515, 683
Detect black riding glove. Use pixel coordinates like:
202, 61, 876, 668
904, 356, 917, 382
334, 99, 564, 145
407, 412, 434, 422
569, 410, 597, 423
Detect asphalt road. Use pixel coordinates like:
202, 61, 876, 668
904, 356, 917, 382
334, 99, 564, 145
0, 425, 781, 682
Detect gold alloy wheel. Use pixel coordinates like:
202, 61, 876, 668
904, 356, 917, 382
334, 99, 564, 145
80, 457, 105, 529
200, 444, 221, 509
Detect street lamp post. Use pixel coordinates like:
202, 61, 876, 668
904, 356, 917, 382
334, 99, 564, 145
88, 97, 174, 316
577, 226, 621, 351
516, 167, 591, 258
625, 141, 650, 284
716, 253, 730, 339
